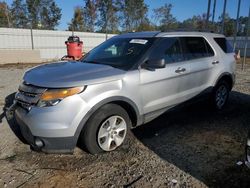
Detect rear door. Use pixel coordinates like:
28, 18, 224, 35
140, 37, 191, 114
180, 36, 217, 97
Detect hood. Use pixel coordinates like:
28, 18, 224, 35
23, 61, 126, 88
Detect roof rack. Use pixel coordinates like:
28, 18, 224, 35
164, 28, 217, 33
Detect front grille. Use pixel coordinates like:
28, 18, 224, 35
16, 100, 32, 111
19, 91, 37, 97
19, 82, 46, 94
15, 82, 47, 110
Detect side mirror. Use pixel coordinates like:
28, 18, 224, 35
143, 58, 166, 69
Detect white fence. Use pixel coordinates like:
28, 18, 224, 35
0, 28, 116, 60
227, 37, 250, 57
0, 27, 249, 61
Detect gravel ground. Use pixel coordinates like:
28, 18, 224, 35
0, 63, 250, 188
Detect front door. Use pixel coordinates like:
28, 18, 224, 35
140, 37, 191, 114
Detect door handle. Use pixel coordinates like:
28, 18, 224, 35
212, 60, 219, 65
175, 68, 186, 73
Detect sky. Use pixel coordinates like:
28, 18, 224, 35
5, 0, 250, 30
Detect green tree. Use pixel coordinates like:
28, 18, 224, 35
83, 0, 97, 32
96, 0, 120, 33
180, 17, 196, 29
11, 0, 29, 28
26, 0, 61, 30
26, 0, 40, 28
68, 6, 86, 31
180, 13, 217, 31
238, 16, 249, 36
218, 13, 234, 36
40, 1, 62, 29
136, 18, 155, 31
181, 15, 202, 29
0, 1, 11, 27
153, 3, 177, 31
122, 0, 148, 32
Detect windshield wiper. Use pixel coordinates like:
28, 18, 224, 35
83, 60, 102, 64
83, 60, 118, 68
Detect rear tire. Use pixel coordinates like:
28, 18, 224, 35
78, 104, 131, 154
212, 80, 230, 110
246, 131, 250, 162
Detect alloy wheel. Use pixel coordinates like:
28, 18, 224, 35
97, 115, 127, 151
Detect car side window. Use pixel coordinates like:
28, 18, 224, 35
149, 37, 184, 64
164, 38, 184, 63
181, 37, 214, 60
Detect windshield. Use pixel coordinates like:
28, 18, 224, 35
82, 37, 155, 70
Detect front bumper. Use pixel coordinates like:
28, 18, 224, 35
14, 95, 91, 153
15, 108, 76, 153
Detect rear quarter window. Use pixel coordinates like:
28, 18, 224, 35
214, 37, 233, 53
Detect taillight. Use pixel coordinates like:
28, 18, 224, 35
234, 50, 240, 61
234, 54, 237, 61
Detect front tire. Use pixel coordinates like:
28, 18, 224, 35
79, 104, 131, 154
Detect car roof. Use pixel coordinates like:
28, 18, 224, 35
115, 31, 161, 38
115, 31, 225, 38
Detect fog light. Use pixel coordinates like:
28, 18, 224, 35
35, 138, 44, 148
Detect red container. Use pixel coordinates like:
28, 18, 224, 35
65, 36, 83, 60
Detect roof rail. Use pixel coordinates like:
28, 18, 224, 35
164, 28, 217, 33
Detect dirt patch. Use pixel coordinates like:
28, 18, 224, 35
0, 101, 4, 106
0, 131, 206, 188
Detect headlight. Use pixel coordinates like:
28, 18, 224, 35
37, 86, 85, 107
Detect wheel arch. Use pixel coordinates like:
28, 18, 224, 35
215, 72, 234, 90
73, 96, 142, 147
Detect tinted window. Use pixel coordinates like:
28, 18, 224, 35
82, 37, 155, 70
214, 37, 233, 53
149, 37, 184, 63
181, 37, 214, 60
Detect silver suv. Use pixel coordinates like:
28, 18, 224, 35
13, 31, 236, 154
